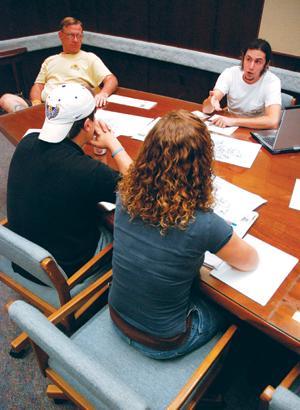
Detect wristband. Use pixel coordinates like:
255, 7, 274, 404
31, 99, 41, 106
111, 146, 124, 158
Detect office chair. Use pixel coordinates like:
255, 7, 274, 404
0, 217, 112, 357
259, 362, 300, 410
8, 278, 238, 409
281, 92, 296, 109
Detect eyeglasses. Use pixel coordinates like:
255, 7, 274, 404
62, 31, 83, 40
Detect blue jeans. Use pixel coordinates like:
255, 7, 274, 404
112, 296, 227, 360
94, 225, 113, 255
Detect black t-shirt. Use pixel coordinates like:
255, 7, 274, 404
7, 132, 119, 277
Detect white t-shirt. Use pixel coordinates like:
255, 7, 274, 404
35, 50, 112, 101
214, 66, 281, 116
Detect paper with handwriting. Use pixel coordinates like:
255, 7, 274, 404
211, 133, 261, 168
213, 176, 266, 223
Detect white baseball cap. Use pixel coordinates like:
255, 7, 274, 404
38, 83, 96, 143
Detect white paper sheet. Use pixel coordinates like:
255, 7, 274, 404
212, 134, 261, 168
192, 110, 210, 120
211, 234, 299, 306
205, 116, 238, 136
95, 109, 153, 138
132, 117, 161, 141
213, 176, 266, 224
292, 311, 300, 323
289, 179, 300, 211
107, 94, 157, 109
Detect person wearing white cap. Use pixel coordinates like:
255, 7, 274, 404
0, 16, 118, 113
7, 83, 132, 283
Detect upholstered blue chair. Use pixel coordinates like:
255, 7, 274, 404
259, 362, 300, 410
281, 92, 296, 109
8, 289, 237, 409
0, 218, 112, 356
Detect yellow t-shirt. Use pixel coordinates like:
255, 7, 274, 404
35, 50, 112, 101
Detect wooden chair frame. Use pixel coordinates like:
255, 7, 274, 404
0, 217, 113, 354
259, 362, 300, 410
10, 272, 237, 409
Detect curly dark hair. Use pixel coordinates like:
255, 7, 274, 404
118, 109, 215, 233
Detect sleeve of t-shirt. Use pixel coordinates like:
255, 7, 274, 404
34, 58, 48, 84
214, 67, 233, 96
206, 212, 233, 254
90, 161, 120, 204
264, 74, 281, 107
89, 53, 112, 87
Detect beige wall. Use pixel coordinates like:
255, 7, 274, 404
259, 0, 300, 56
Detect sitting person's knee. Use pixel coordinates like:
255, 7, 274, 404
0, 93, 28, 113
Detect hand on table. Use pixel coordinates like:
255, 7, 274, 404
210, 115, 236, 128
94, 91, 109, 107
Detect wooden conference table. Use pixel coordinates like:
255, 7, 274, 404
0, 87, 299, 354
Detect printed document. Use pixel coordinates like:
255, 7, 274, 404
95, 109, 153, 138
212, 133, 261, 168
204, 177, 265, 269
132, 117, 161, 141
211, 234, 299, 306
213, 176, 266, 224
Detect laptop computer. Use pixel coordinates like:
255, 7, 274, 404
251, 105, 300, 154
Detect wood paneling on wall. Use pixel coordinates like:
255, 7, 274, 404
1, 0, 263, 56
1, 0, 298, 103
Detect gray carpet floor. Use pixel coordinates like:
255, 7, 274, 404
0, 132, 297, 409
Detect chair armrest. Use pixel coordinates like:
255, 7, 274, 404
47, 269, 112, 326
168, 324, 238, 409
270, 386, 300, 410
6, 269, 112, 327
8, 300, 148, 410
280, 362, 300, 389
259, 363, 300, 409
67, 242, 113, 288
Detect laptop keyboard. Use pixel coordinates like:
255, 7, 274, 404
261, 135, 276, 146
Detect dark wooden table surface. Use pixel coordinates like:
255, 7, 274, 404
1, 87, 299, 353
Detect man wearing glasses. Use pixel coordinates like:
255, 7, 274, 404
0, 17, 118, 113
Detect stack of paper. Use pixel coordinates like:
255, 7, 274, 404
213, 177, 266, 223
204, 177, 266, 269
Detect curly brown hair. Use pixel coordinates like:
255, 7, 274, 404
118, 109, 215, 233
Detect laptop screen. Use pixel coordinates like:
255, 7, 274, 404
274, 105, 300, 150
251, 105, 300, 154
